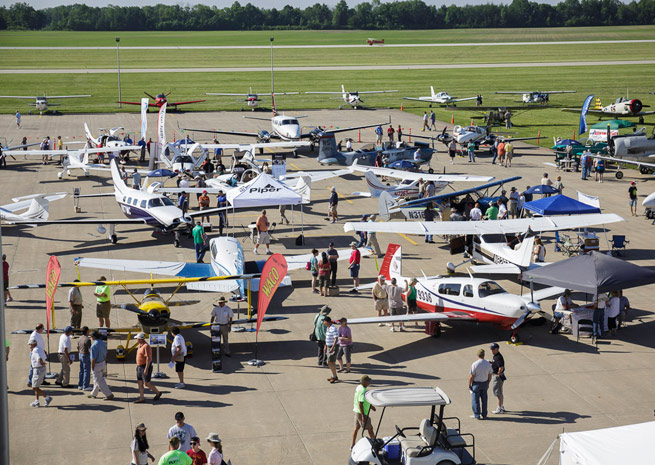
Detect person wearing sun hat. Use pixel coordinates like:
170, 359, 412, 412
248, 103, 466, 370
134, 332, 162, 403
206, 432, 224, 465
210, 296, 234, 357
131, 423, 155, 465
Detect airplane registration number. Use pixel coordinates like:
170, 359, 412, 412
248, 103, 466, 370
493, 254, 511, 265
406, 210, 425, 220
416, 289, 433, 303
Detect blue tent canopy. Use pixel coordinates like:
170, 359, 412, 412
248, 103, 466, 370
525, 184, 559, 195
523, 194, 601, 215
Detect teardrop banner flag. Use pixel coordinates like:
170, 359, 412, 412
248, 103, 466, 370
45, 255, 61, 333
256, 253, 288, 335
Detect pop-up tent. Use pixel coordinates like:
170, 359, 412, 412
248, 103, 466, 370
523, 195, 601, 216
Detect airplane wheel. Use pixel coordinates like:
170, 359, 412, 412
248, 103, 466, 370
428, 168, 434, 174
115, 345, 126, 360
615, 171, 623, 179
640, 166, 649, 175
110, 234, 118, 244
510, 333, 520, 344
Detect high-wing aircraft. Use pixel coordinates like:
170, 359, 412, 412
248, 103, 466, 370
318, 133, 434, 167
205, 88, 299, 111
118, 91, 205, 110
0, 93, 91, 114
562, 97, 655, 123
305, 85, 397, 109
495, 90, 576, 104
402, 86, 479, 107
0, 193, 67, 224
346, 244, 563, 342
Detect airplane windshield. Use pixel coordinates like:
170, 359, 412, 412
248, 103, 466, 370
175, 156, 194, 163
281, 119, 298, 125
478, 281, 506, 298
148, 197, 174, 208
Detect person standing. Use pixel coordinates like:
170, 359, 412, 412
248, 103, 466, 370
504, 140, 514, 167
317, 251, 331, 296
186, 436, 207, 465
328, 187, 339, 223
146, 138, 152, 156
254, 210, 271, 255
497, 140, 506, 166
532, 237, 546, 263
168, 412, 197, 453
205, 433, 224, 465
372, 275, 389, 325
366, 215, 382, 257
388, 278, 404, 332
279, 204, 289, 225
2, 254, 12, 305
217, 190, 227, 236
326, 242, 339, 287
348, 241, 361, 293
375, 125, 383, 145
467, 141, 476, 163
404, 278, 420, 327
134, 332, 162, 403
77, 326, 91, 391
386, 125, 395, 143
593, 293, 608, 339
131, 169, 141, 190
192, 222, 208, 263
310, 249, 319, 294
138, 137, 147, 163
158, 437, 192, 465
628, 181, 638, 216
88, 330, 114, 399
170, 326, 187, 389
352, 375, 376, 449
422, 112, 429, 131
606, 291, 620, 338
469, 202, 483, 221
448, 139, 457, 164
94, 277, 111, 328
490, 139, 499, 164
131, 423, 155, 465
29, 337, 52, 407
595, 157, 605, 183
337, 317, 353, 373
178, 191, 189, 215
430, 111, 437, 131
489, 343, 506, 414
16, 110, 21, 128
580, 149, 588, 180
324, 317, 339, 383
55, 326, 73, 388
508, 187, 520, 219
27, 323, 46, 387
424, 203, 436, 243
468, 348, 493, 420
397, 125, 403, 142
68, 280, 83, 328
504, 110, 512, 129
497, 199, 508, 220
199, 191, 211, 224
617, 290, 631, 329
313, 305, 331, 366
210, 297, 234, 357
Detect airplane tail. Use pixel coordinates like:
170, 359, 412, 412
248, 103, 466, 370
341, 84, 346, 97
318, 133, 338, 163
364, 170, 388, 198
379, 243, 402, 282
378, 191, 397, 221
294, 176, 311, 204
23, 197, 50, 221
110, 159, 127, 193
505, 235, 535, 268
84, 123, 97, 145
430, 86, 436, 98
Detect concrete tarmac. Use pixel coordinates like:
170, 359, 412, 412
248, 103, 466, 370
2, 109, 654, 465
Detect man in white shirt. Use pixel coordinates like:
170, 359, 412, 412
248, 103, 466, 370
55, 326, 74, 388
170, 326, 187, 389
346, 139, 353, 151
468, 348, 493, 419
323, 317, 340, 383
210, 297, 234, 356
29, 338, 52, 407
593, 293, 608, 339
27, 323, 48, 388
606, 291, 621, 337
497, 200, 508, 219
469, 202, 482, 221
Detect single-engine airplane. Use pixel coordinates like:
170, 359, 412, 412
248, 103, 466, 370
402, 86, 479, 107
206, 88, 299, 111
495, 90, 576, 104
0, 193, 67, 224
563, 97, 655, 123
0, 93, 91, 114
305, 85, 398, 109
119, 91, 205, 110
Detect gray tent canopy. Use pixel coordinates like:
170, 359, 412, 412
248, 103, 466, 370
523, 252, 655, 295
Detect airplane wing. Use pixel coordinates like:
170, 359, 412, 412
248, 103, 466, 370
495, 91, 575, 94
355, 90, 398, 94
11, 218, 149, 226
2, 193, 68, 213
521, 286, 567, 303
349, 162, 493, 183
46, 95, 92, 99
199, 141, 311, 150
593, 154, 655, 170
168, 100, 206, 106
183, 315, 288, 329
0, 95, 39, 99
402, 97, 431, 102
301, 116, 391, 139
347, 311, 476, 325
453, 105, 548, 111
449, 96, 478, 103
73, 257, 216, 278
180, 127, 265, 139
470, 261, 549, 275
344, 213, 624, 236
118, 101, 159, 107
5, 146, 141, 157
283, 168, 351, 183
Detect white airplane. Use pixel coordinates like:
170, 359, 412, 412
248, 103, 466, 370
0, 93, 91, 114
344, 213, 624, 275
0, 193, 67, 224
305, 85, 397, 109
403, 86, 478, 107
495, 90, 576, 104
206, 88, 299, 111
73, 235, 369, 298
563, 97, 655, 123
449, 125, 540, 148
348, 162, 493, 198
346, 244, 563, 343
643, 191, 655, 221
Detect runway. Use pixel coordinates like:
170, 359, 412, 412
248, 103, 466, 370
2, 59, 655, 74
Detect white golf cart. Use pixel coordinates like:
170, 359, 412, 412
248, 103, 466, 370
349, 386, 475, 465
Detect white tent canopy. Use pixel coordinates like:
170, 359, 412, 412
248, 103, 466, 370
556, 421, 655, 465
226, 173, 303, 208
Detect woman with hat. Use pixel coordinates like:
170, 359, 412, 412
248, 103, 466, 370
130, 423, 155, 465
206, 433, 225, 465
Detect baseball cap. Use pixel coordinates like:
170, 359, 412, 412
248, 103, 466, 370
174, 411, 185, 421
490, 343, 499, 349
134, 332, 146, 340
64, 326, 73, 334
631, 181, 636, 185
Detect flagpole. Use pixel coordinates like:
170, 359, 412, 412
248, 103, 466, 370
0, 223, 11, 465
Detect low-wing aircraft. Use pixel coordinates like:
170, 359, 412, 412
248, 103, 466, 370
0, 193, 67, 224
402, 86, 479, 107
346, 244, 563, 342
206, 88, 299, 111
562, 97, 655, 123
119, 91, 205, 110
348, 161, 493, 198
495, 90, 576, 104
305, 85, 398, 109
0, 93, 91, 114
84, 123, 140, 155
366, 38, 384, 45
318, 133, 434, 167
444, 124, 541, 148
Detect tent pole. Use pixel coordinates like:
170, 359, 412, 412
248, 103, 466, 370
301, 203, 304, 245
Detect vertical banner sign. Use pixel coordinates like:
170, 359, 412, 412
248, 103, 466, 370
140, 98, 149, 140
256, 254, 288, 334
579, 94, 594, 136
45, 256, 61, 333
157, 102, 167, 157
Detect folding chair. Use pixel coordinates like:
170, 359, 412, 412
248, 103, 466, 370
610, 235, 629, 256
576, 318, 594, 344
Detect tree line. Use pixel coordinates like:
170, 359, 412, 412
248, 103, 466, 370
1, 0, 654, 31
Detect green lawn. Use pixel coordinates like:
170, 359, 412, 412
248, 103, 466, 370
1, 41, 653, 69
1, 25, 654, 47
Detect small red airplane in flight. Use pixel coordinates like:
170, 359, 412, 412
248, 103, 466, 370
119, 91, 205, 110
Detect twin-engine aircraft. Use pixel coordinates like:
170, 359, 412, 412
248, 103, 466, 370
305, 85, 398, 109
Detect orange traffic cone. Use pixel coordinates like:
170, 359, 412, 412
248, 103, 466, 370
400, 104, 404, 111
450, 114, 454, 124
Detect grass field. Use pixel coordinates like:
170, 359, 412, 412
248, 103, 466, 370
1, 26, 655, 47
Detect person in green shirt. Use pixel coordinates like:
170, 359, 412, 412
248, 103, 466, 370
93, 277, 111, 328
485, 203, 499, 220
191, 222, 208, 264
351, 375, 376, 449
158, 437, 192, 465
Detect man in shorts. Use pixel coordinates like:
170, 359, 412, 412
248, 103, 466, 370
372, 275, 389, 324
489, 343, 506, 414
254, 210, 271, 255
352, 375, 376, 448
93, 277, 111, 328
134, 332, 162, 403
348, 242, 361, 293
170, 326, 187, 389
324, 317, 339, 383
628, 181, 638, 216
29, 337, 52, 407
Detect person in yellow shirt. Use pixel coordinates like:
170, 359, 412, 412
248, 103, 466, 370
93, 277, 111, 328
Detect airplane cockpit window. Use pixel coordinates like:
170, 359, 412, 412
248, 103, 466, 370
140, 200, 147, 208
281, 119, 297, 125
176, 156, 194, 164
463, 285, 474, 298
478, 281, 506, 298
438, 283, 461, 296
148, 198, 162, 208
480, 234, 506, 244
160, 197, 174, 206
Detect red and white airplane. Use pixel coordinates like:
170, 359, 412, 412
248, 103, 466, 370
347, 244, 564, 342
206, 88, 299, 111
119, 91, 205, 110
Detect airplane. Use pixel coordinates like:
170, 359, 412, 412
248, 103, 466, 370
317, 133, 434, 167
348, 161, 494, 198
345, 243, 564, 343
562, 97, 655, 123
118, 91, 205, 111
402, 86, 479, 107
366, 38, 384, 45
0, 93, 91, 114
590, 130, 655, 178
0, 193, 67, 224
643, 191, 655, 221
343, 212, 624, 275
443, 124, 541, 148
451, 104, 549, 127
182, 115, 391, 151
205, 88, 299, 111
495, 90, 576, 104
84, 123, 140, 156
305, 85, 398, 109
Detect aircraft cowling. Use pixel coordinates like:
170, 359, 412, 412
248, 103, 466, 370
628, 99, 643, 114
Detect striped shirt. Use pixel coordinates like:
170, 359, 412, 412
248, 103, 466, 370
325, 324, 338, 347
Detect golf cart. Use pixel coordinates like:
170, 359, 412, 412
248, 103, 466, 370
349, 387, 475, 465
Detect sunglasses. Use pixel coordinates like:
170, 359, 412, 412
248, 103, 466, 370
190, 442, 198, 445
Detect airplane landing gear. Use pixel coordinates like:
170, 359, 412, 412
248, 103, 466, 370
174, 231, 181, 248
111, 234, 118, 244
509, 331, 520, 344
615, 170, 623, 179
109, 224, 117, 244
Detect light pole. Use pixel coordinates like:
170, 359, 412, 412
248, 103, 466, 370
116, 37, 122, 108
270, 36, 275, 114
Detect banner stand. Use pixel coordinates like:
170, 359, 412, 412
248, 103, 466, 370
233, 292, 245, 333
150, 334, 168, 379
247, 334, 265, 367
244, 280, 256, 332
